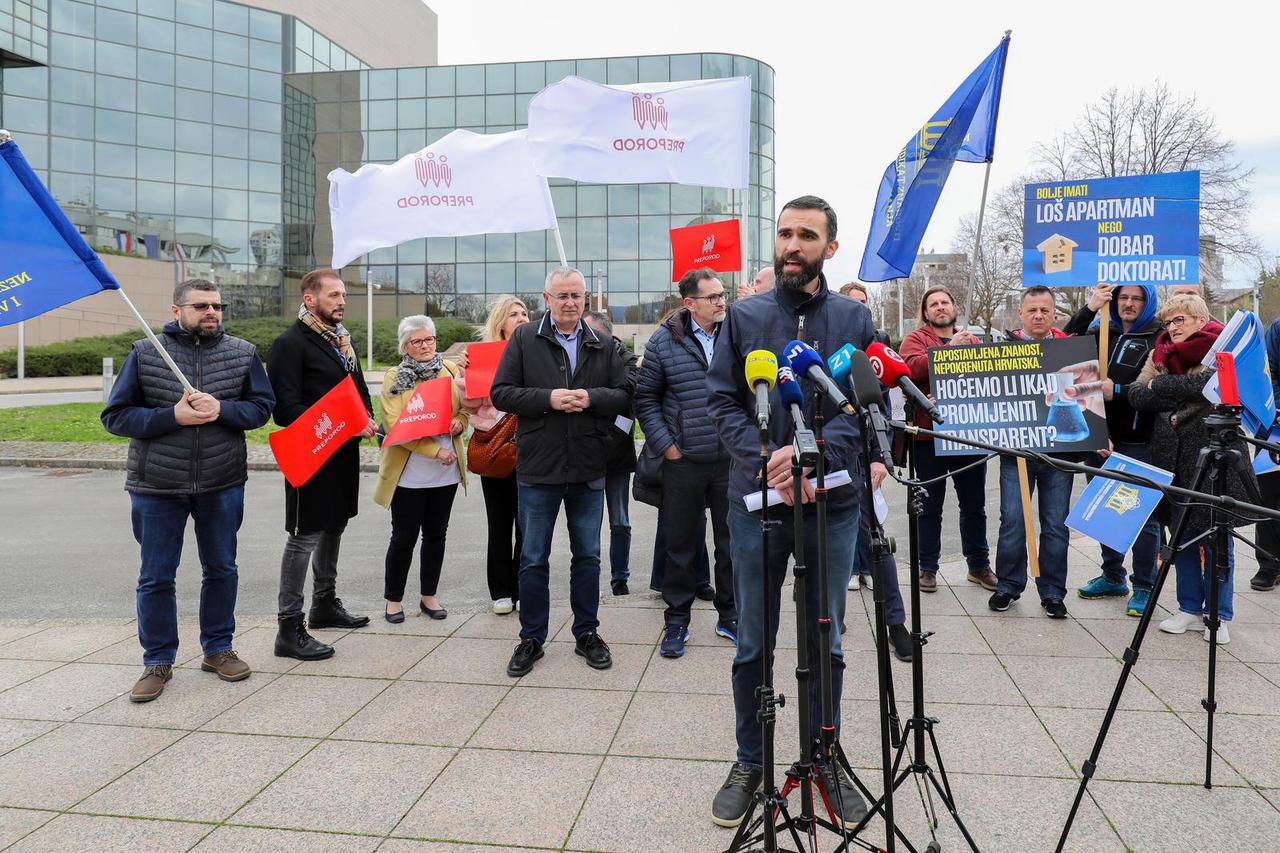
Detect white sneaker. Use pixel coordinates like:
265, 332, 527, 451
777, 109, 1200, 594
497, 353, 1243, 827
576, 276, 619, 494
492, 597, 515, 615
1204, 623, 1230, 644
847, 575, 859, 591
1159, 611, 1203, 634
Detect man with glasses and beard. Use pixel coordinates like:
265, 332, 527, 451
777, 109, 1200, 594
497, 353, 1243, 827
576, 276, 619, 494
706, 196, 883, 830
103, 279, 275, 702
267, 269, 378, 662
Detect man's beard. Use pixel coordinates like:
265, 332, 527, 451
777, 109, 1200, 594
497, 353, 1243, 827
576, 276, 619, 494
773, 252, 824, 290
928, 310, 956, 330
318, 306, 343, 326
182, 318, 222, 338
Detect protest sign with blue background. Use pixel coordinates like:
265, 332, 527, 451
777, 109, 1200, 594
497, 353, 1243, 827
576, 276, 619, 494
1067, 452, 1174, 555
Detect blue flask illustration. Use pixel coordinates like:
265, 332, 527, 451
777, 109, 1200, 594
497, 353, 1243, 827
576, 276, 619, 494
1045, 371, 1090, 443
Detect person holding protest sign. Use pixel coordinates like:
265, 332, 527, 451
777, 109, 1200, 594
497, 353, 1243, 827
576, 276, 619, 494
1113, 294, 1253, 643
989, 286, 1076, 618
899, 286, 996, 594
374, 316, 468, 623
585, 310, 637, 598
461, 296, 529, 615
267, 269, 377, 661
1253, 316, 1280, 592
1064, 283, 1164, 616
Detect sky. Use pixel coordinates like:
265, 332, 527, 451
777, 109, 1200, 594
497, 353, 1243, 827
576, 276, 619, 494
424, 0, 1280, 291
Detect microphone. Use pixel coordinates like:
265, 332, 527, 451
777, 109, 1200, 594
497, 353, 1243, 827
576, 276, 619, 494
745, 350, 778, 429
826, 344, 856, 391
849, 349, 896, 461
777, 363, 819, 464
783, 340, 856, 416
866, 341, 944, 424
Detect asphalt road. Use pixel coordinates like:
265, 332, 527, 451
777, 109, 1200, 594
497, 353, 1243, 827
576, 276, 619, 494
1, 462, 1017, 622
0, 391, 103, 409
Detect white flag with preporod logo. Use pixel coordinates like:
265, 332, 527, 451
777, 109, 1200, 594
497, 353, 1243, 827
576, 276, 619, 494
327, 129, 558, 269
527, 76, 751, 190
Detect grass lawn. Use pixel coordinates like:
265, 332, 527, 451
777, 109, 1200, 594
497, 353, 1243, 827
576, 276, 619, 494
0, 402, 286, 444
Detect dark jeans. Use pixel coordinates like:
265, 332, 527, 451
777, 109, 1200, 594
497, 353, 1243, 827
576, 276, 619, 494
729, 502, 858, 767
517, 480, 604, 644
660, 457, 735, 627
384, 484, 458, 602
481, 474, 521, 601
995, 456, 1073, 600
650, 510, 710, 591
914, 440, 990, 575
605, 469, 632, 582
131, 486, 243, 666
1254, 472, 1280, 578
278, 523, 345, 619
855, 488, 905, 627
1174, 530, 1235, 620
1092, 441, 1160, 590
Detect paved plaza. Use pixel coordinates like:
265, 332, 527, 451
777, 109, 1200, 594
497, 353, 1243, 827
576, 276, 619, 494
3, 529, 1280, 852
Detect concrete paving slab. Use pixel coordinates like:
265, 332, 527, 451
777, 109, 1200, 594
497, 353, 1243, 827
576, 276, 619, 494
296, 632, 442, 679
175, 625, 300, 673
333, 680, 508, 747
903, 702, 1075, 779
0, 622, 137, 661
0, 722, 181, 809
78, 731, 316, 821
377, 842, 549, 853
0, 719, 59, 755
401, 637, 526, 686
1076, 616, 1213, 661
0, 659, 60, 693
77, 670, 278, 730
191, 825, 381, 852
0, 624, 48, 646
518, 639, 654, 692
1090, 780, 1280, 851
450, 608, 557, 640
360, 612, 465, 637
1190, 708, 1280, 787
845, 651, 1023, 707
200, 673, 390, 738
79, 625, 202, 666
1221, 620, 1280, 663
4, 813, 212, 852
908, 613, 990, 655
551, 603, 663, 646
234, 740, 453, 835
0, 807, 56, 849
1001, 654, 1165, 710
1133, 658, 1280, 715
611, 690, 736, 762
469, 685, 631, 754
0, 662, 132, 721
972, 614, 1112, 658
637, 642, 734, 695
393, 748, 601, 848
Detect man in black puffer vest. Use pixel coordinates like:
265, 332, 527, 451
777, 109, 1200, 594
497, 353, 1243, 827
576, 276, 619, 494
636, 267, 736, 659
103, 279, 275, 703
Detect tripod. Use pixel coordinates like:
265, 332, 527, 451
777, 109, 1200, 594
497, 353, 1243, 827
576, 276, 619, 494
1055, 404, 1264, 850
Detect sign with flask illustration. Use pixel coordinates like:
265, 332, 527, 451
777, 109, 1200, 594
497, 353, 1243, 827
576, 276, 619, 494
1066, 452, 1174, 554
927, 337, 1110, 457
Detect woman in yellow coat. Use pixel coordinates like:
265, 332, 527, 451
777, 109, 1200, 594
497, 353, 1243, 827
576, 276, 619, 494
374, 315, 467, 623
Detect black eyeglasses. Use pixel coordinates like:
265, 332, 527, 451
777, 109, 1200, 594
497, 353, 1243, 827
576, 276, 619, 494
181, 302, 225, 312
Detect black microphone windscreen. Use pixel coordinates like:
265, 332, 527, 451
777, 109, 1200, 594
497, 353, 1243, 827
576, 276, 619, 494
849, 350, 885, 408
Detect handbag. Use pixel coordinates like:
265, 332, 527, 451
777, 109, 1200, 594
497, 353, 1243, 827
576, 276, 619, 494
467, 413, 518, 478
632, 440, 664, 507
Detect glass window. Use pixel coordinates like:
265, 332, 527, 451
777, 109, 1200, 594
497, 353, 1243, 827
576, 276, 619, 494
426, 66, 453, 96
51, 67, 93, 104
366, 68, 395, 99
213, 31, 247, 66
455, 64, 483, 95
95, 175, 135, 211
176, 151, 211, 183
213, 188, 248, 219
639, 216, 669, 258
733, 55, 757, 81
213, 62, 247, 95
51, 136, 93, 172
248, 160, 279, 189
52, 0, 94, 37
138, 146, 173, 181
608, 185, 638, 216
515, 61, 543, 93
398, 265, 426, 294
426, 238, 454, 263
368, 99, 396, 130
175, 22, 211, 60
214, 1, 248, 34
175, 0, 210, 27
608, 260, 639, 294
248, 36, 278, 71
248, 130, 278, 162
577, 217, 606, 258
703, 53, 733, 79
175, 183, 211, 216
609, 216, 638, 260
95, 74, 134, 110
638, 184, 668, 215
51, 102, 93, 136
607, 57, 638, 85
670, 53, 700, 81
137, 14, 174, 51
397, 67, 425, 98
486, 233, 515, 262
456, 263, 483, 293
137, 180, 173, 214
704, 187, 731, 217
549, 185, 575, 216
516, 261, 544, 292
455, 95, 483, 125
212, 155, 247, 188
137, 114, 174, 148
213, 94, 248, 126
248, 100, 280, 132
311, 34, 329, 68
397, 240, 426, 263
95, 6, 134, 44
396, 129, 424, 157
139, 0, 175, 18
549, 219, 574, 262
248, 190, 279, 221
138, 48, 174, 83
175, 57, 211, 90
485, 62, 514, 94
457, 235, 485, 263
545, 59, 574, 86
640, 259, 669, 290
95, 108, 135, 143
175, 88, 211, 122
51, 171, 94, 205
516, 230, 544, 261
576, 58, 605, 83
95, 141, 135, 178
487, 263, 515, 292
577, 184, 606, 216
51, 32, 94, 71
248, 69, 279, 101
484, 94, 513, 125
365, 130, 395, 161
638, 55, 669, 83
174, 120, 212, 154
425, 128, 450, 146
249, 8, 278, 42
425, 97, 454, 127
397, 98, 425, 128
670, 184, 702, 215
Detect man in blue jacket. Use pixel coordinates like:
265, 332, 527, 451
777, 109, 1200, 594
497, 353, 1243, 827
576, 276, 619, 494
1253, 316, 1280, 591
705, 196, 883, 830
636, 267, 736, 659
102, 279, 275, 703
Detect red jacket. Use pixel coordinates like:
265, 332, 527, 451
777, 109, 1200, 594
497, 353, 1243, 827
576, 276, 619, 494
899, 325, 947, 435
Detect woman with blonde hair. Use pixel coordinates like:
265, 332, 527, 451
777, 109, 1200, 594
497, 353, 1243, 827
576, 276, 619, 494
374, 315, 467, 623
461, 295, 529, 614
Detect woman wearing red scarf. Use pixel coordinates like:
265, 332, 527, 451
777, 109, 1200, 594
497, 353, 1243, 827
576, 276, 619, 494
1104, 294, 1256, 644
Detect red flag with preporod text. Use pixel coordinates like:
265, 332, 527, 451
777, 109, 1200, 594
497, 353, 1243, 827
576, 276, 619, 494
669, 218, 742, 282
383, 376, 453, 447
268, 374, 369, 487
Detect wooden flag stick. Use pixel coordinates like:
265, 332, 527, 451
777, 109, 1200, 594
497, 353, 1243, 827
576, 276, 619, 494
1098, 316, 1110, 382
1016, 456, 1040, 577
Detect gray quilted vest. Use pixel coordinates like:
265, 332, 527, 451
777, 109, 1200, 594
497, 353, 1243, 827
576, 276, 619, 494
125, 328, 257, 495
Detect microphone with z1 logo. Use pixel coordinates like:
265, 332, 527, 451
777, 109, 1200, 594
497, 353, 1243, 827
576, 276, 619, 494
744, 350, 778, 429
777, 360, 819, 464
826, 343, 856, 392
783, 340, 855, 416
866, 341, 944, 424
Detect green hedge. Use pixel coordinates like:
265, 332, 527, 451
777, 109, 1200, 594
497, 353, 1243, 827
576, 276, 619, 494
0, 315, 477, 378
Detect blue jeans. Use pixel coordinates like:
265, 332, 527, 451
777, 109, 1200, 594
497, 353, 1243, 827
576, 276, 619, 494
1174, 530, 1234, 621
131, 486, 243, 666
913, 440, 990, 574
729, 501, 858, 767
517, 480, 605, 644
605, 469, 632, 582
1093, 441, 1160, 590
995, 457, 1073, 600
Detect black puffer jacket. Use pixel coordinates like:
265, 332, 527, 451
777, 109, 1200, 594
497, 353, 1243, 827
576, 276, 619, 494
635, 308, 727, 464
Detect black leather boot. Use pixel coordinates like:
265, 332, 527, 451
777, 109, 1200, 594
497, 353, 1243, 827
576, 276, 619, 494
274, 614, 335, 661
308, 593, 370, 629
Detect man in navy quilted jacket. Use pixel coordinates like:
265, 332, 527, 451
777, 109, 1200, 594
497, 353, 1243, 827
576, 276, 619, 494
636, 268, 737, 659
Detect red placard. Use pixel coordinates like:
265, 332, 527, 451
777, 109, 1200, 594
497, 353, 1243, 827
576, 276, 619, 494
670, 218, 742, 281
463, 339, 507, 398
1216, 351, 1240, 407
383, 376, 453, 447
268, 375, 369, 488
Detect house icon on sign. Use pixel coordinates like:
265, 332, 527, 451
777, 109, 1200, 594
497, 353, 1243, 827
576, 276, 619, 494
1036, 234, 1079, 274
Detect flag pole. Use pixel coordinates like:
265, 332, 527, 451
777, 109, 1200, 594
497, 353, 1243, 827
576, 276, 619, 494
552, 224, 568, 267
16, 321, 24, 380
114, 289, 194, 392
366, 262, 375, 372
963, 159, 994, 329
738, 186, 750, 298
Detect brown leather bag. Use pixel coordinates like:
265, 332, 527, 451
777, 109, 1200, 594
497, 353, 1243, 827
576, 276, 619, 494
467, 414, 518, 478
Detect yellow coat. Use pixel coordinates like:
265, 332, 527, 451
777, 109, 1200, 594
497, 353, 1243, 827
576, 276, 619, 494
373, 360, 468, 509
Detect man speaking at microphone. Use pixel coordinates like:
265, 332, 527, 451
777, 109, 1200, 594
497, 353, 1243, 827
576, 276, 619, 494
706, 195, 883, 829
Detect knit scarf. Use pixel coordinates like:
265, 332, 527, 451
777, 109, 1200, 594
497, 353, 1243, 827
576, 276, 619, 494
1152, 320, 1223, 376
298, 303, 357, 371
388, 353, 444, 396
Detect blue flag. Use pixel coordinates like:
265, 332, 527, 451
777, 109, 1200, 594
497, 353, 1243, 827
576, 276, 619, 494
0, 138, 118, 327
1202, 310, 1276, 437
858, 36, 1010, 282
1066, 452, 1173, 555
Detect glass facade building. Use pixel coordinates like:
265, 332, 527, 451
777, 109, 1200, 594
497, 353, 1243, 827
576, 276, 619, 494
0, 0, 774, 327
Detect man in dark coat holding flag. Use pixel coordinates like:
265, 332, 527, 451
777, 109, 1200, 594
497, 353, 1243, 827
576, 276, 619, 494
267, 268, 377, 661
